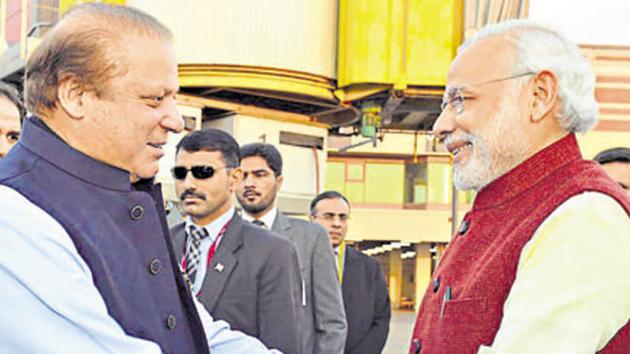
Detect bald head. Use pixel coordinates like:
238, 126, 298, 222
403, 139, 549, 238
25, 3, 172, 117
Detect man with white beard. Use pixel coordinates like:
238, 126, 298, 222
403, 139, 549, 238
409, 20, 630, 354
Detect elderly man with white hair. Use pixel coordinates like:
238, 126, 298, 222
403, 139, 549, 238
409, 20, 630, 354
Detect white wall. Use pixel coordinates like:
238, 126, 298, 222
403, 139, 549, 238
529, 0, 630, 46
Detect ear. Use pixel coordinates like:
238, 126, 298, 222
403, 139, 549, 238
57, 74, 87, 119
276, 174, 284, 190
308, 214, 315, 222
530, 70, 559, 123
228, 167, 243, 192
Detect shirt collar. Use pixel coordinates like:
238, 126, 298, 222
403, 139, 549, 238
20, 117, 132, 191
242, 207, 278, 229
186, 207, 235, 242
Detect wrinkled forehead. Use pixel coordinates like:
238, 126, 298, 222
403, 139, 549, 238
446, 35, 517, 89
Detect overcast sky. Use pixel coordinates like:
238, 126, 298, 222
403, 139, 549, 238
529, 0, 630, 46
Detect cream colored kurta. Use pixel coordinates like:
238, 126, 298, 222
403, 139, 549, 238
479, 192, 630, 354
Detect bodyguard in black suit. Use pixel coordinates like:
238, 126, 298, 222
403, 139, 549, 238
311, 191, 391, 354
169, 130, 302, 354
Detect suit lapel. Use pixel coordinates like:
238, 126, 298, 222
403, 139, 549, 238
199, 212, 243, 312
342, 247, 357, 294
272, 211, 294, 243
171, 222, 187, 262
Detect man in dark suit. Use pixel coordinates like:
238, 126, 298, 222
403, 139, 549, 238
310, 191, 391, 354
236, 143, 347, 354
170, 130, 302, 354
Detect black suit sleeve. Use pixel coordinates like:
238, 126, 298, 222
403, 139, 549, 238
349, 260, 391, 354
258, 238, 302, 354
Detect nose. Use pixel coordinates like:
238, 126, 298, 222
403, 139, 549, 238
432, 109, 456, 142
0, 137, 10, 159
243, 173, 256, 187
180, 169, 197, 189
161, 97, 184, 134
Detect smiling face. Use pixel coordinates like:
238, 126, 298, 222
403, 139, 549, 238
0, 95, 21, 159
77, 35, 183, 181
174, 149, 241, 226
236, 155, 283, 218
434, 35, 534, 191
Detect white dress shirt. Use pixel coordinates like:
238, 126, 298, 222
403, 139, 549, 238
0, 186, 281, 354
184, 207, 234, 294
242, 207, 277, 230
478, 192, 630, 354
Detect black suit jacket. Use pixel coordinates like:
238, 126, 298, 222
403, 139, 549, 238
342, 247, 391, 354
171, 212, 303, 354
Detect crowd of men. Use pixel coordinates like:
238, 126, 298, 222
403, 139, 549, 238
0, 3, 628, 354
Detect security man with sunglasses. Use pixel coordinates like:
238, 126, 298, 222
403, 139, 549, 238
169, 129, 303, 354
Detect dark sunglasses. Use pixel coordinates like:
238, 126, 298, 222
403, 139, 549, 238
171, 165, 232, 180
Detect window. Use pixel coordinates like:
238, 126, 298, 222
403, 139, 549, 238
405, 162, 428, 204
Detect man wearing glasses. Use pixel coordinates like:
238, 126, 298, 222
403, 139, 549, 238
169, 129, 302, 354
310, 191, 391, 354
409, 20, 630, 354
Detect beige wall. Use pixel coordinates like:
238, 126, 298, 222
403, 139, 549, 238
156, 104, 202, 201
200, 114, 328, 214
330, 131, 437, 155
578, 130, 630, 160
346, 208, 455, 243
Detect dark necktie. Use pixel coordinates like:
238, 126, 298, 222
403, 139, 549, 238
185, 225, 210, 284
252, 219, 267, 230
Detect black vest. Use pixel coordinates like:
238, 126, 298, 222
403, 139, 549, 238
0, 118, 209, 354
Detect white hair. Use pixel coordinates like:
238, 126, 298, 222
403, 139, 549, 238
459, 20, 598, 133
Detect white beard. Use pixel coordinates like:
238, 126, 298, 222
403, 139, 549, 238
450, 86, 532, 191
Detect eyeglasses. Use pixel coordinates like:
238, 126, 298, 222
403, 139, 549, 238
440, 71, 535, 115
313, 212, 350, 222
171, 165, 233, 180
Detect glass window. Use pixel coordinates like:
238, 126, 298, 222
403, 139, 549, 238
405, 162, 428, 204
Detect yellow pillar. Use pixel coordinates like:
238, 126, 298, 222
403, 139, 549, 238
414, 243, 432, 312
389, 249, 403, 309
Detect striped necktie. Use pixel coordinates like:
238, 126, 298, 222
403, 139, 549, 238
185, 225, 210, 284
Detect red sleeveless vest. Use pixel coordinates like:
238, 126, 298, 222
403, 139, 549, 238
409, 134, 630, 354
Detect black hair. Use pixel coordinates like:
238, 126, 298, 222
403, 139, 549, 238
176, 129, 240, 168
240, 143, 283, 177
594, 147, 630, 165
0, 81, 26, 123
310, 190, 350, 215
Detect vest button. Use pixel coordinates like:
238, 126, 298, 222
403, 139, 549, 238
432, 277, 440, 293
413, 338, 422, 353
130, 205, 144, 220
458, 220, 469, 235
149, 259, 162, 275
166, 314, 177, 330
